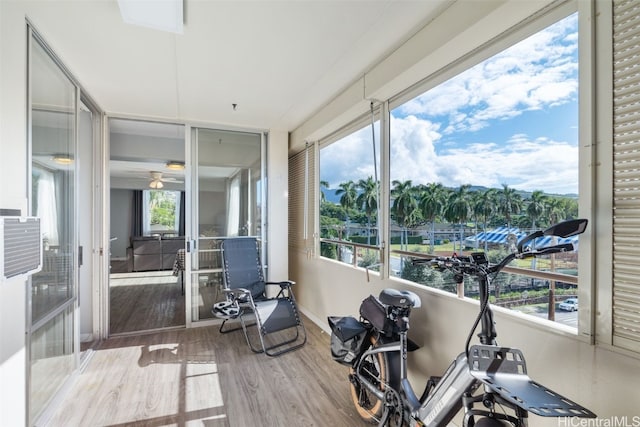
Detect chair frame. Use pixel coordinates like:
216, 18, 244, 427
217, 238, 306, 356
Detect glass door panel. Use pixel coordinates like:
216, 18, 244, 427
108, 118, 186, 334
188, 128, 263, 322
29, 33, 77, 423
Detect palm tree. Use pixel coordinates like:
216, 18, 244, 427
356, 177, 378, 245
542, 196, 567, 322
443, 185, 472, 253
335, 180, 357, 238
560, 197, 579, 219
391, 179, 418, 251
498, 184, 523, 229
419, 183, 446, 254
526, 190, 547, 230
473, 188, 497, 252
545, 196, 565, 226
320, 180, 330, 203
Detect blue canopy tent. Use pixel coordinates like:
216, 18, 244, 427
465, 227, 526, 246
466, 227, 579, 248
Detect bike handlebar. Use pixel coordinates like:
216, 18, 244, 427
413, 242, 577, 277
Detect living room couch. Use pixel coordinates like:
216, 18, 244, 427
131, 236, 185, 272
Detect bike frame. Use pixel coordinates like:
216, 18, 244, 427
355, 272, 531, 426
349, 219, 595, 427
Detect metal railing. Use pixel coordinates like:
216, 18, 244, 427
395, 250, 577, 285
318, 238, 577, 287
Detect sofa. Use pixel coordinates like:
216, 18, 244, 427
131, 236, 185, 272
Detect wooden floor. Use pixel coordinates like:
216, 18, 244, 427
47, 316, 371, 427
110, 272, 186, 334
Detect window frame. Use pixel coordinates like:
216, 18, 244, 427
142, 189, 181, 235
314, 0, 597, 341
317, 108, 384, 271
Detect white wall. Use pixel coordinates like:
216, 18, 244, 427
109, 189, 133, 257
0, 2, 29, 425
292, 256, 640, 422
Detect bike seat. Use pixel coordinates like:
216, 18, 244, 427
379, 289, 421, 309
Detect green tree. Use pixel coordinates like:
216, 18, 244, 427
560, 197, 579, 219
356, 177, 378, 245
498, 184, 523, 229
391, 180, 419, 251
474, 188, 497, 252
335, 181, 358, 238
418, 183, 447, 254
320, 180, 330, 203
545, 196, 565, 226
526, 190, 547, 229
443, 185, 472, 253
401, 261, 445, 289
148, 190, 177, 229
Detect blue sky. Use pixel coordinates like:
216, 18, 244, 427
321, 13, 579, 196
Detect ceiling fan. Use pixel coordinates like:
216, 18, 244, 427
149, 171, 183, 189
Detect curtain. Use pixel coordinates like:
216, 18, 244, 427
142, 191, 151, 235
131, 190, 144, 237
226, 174, 240, 236
35, 169, 59, 247
179, 191, 185, 236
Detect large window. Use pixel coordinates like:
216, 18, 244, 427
389, 13, 580, 325
143, 190, 181, 235
320, 120, 381, 269
317, 12, 583, 328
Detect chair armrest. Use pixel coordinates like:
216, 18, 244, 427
265, 281, 295, 298
265, 280, 295, 288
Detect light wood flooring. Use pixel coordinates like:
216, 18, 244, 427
110, 271, 186, 334
47, 316, 370, 427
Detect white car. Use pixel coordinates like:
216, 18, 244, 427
559, 298, 578, 312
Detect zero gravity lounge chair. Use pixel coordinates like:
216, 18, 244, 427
214, 237, 306, 356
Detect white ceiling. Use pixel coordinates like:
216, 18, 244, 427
26, 0, 451, 132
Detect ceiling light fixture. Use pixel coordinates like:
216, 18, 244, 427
117, 0, 184, 34
52, 154, 73, 165
149, 179, 164, 189
166, 161, 185, 170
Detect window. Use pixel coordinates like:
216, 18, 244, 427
143, 190, 181, 235
314, 11, 583, 327
319, 120, 381, 269
389, 13, 580, 325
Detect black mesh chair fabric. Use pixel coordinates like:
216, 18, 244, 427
220, 238, 266, 299
216, 237, 306, 356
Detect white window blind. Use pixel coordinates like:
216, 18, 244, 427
613, 0, 640, 352
288, 145, 315, 252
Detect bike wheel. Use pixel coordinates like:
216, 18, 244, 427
349, 335, 400, 424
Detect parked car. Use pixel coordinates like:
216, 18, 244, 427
559, 298, 579, 311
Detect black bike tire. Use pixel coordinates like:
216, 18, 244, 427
349, 334, 401, 424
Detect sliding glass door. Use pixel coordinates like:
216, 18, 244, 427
187, 128, 265, 323
108, 118, 186, 334
28, 32, 77, 423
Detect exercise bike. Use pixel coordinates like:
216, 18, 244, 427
328, 219, 596, 426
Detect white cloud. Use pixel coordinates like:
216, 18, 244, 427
389, 117, 578, 194
389, 115, 441, 184
320, 14, 579, 195
321, 115, 578, 195
320, 126, 380, 188
396, 14, 578, 134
